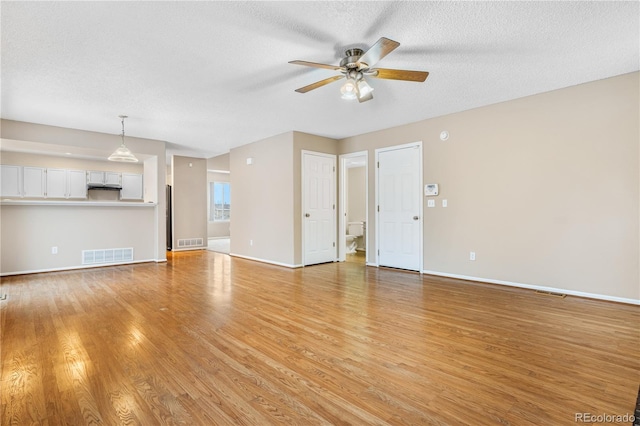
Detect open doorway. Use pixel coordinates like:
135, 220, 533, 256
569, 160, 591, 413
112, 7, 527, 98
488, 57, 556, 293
207, 170, 231, 254
339, 151, 368, 264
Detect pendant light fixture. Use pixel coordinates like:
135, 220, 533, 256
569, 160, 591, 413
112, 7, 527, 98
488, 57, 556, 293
108, 115, 138, 162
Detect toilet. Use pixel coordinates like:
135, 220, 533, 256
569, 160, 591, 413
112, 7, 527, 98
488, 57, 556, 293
346, 222, 364, 254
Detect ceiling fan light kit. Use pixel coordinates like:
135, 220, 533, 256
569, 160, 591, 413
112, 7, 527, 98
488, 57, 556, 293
290, 37, 428, 103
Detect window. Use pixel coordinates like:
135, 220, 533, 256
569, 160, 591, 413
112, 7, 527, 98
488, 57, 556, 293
209, 182, 230, 221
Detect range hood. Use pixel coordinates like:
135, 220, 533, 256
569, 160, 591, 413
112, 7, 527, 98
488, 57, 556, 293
87, 183, 122, 191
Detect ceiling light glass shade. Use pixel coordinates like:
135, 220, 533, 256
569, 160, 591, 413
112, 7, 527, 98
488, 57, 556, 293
108, 144, 139, 162
357, 79, 374, 97
109, 115, 139, 162
341, 78, 357, 100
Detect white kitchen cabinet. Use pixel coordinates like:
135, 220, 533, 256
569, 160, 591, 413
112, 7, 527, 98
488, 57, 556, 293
46, 168, 67, 198
0, 165, 22, 197
87, 171, 105, 186
23, 167, 46, 198
87, 171, 121, 187
67, 170, 87, 199
105, 172, 121, 186
120, 173, 143, 200
46, 168, 87, 199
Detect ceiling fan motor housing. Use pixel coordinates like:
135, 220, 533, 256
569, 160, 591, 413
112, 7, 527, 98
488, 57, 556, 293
340, 48, 367, 69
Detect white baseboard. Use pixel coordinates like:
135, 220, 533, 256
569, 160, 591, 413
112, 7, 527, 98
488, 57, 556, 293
422, 270, 640, 306
171, 247, 206, 252
366, 262, 379, 267
208, 236, 230, 240
0, 259, 157, 277
230, 253, 303, 269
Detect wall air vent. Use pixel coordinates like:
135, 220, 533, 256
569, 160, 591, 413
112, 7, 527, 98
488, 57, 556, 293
82, 248, 134, 265
177, 238, 204, 248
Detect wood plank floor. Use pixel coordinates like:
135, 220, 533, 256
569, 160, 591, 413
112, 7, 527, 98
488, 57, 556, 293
1, 250, 638, 425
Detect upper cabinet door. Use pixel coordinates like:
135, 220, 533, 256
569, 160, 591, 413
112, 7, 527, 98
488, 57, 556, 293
23, 167, 46, 198
104, 172, 121, 187
0, 165, 22, 197
87, 171, 105, 185
46, 168, 67, 198
121, 173, 143, 200
67, 170, 87, 199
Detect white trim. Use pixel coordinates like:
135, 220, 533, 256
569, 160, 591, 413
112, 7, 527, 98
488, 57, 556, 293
171, 247, 206, 252
375, 141, 423, 272
208, 236, 230, 240
301, 150, 337, 266
422, 270, 640, 306
0, 259, 157, 277
338, 150, 368, 263
230, 253, 303, 269
366, 262, 379, 267
207, 169, 230, 174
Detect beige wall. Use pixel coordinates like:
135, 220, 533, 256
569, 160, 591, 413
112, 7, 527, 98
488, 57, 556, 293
171, 155, 207, 250
0, 119, 167, 269
230, 132, 295, 265
229, 132, 338, 266
347, 167, 366, 223
207, 153, 230, 171
347, 166, 367, 251
0, 205, 156, 274
0, 150, 143, 173
339, 72, 639, 301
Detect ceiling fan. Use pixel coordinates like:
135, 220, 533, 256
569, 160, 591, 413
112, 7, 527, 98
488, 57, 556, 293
289, 37, 429, 103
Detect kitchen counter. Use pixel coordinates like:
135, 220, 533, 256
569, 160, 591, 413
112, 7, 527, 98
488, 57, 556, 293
0, 199, 157, 207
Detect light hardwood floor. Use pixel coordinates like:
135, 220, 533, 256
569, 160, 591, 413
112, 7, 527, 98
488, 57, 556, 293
1, 250, 638, 425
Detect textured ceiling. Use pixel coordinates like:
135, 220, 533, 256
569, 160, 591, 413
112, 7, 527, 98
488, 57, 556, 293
1, 1, 638, 160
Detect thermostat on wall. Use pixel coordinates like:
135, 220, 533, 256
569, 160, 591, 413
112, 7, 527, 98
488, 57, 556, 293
425, 184, 439, 196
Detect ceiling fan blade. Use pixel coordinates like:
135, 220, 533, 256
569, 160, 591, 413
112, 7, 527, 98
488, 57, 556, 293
371, 68, 429, 82
289, 60, 343, 71
358, 37, 400, 67
294, 75, 344, 93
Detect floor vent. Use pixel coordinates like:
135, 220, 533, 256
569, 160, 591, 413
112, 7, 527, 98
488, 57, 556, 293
177, 238, 204, 248
82, 248, 134, 265
535, 290, 567, 298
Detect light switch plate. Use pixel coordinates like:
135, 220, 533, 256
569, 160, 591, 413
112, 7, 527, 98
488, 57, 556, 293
442, 199, 447, 207
427, 199, 435, 208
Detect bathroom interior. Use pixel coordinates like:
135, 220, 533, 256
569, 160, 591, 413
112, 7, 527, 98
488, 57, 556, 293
345, 156, 366, 261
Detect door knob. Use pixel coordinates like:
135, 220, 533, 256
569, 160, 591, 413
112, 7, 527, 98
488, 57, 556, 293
305, 213, 310, 217
413, 216, 419, 220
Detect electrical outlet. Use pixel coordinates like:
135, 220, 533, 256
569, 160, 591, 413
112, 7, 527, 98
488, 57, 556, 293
442, 199, 448, 207
469, 251, 476, 261
51, 246, 58, 255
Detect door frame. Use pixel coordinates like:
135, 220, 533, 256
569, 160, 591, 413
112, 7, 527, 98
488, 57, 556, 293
301, 150, 337, 266
374, 141, 423, 272
338, 151, 369, 263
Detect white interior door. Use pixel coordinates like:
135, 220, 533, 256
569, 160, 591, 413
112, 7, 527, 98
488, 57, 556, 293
303, 151, 336, 266
377, 143, 422, 271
